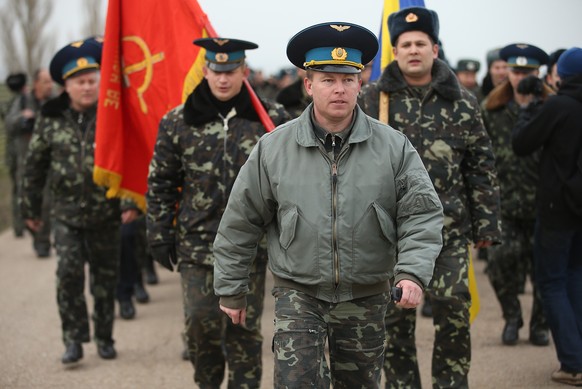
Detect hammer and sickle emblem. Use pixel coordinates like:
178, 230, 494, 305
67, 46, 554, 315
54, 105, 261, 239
122, 36, 165, 114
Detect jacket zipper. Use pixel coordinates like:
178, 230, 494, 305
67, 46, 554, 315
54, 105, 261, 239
219, 108, 237, 204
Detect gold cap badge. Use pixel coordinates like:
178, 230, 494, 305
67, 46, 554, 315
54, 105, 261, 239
405, 13, 418, 23
331, 47, 348, 61
215, 53, 229, 63
330, 24, 350, 32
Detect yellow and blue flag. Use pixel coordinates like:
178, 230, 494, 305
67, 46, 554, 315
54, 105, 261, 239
369, 0, 425, 81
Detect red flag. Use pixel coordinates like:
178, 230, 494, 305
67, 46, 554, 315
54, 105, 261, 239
94, 0, 274, 211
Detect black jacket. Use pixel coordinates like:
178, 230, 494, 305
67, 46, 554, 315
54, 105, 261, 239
512, 75, 582, 230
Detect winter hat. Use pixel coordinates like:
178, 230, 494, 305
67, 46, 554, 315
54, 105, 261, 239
557, 47, 582, 79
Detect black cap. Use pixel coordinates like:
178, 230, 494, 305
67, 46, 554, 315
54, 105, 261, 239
456, 59, 481, 73
49, 38, 103, 85
500, 43, 549, 70
5, 73, 27, 92
286, 22, 378, 74
388, 7, 439, 46
193, 37, 258, 72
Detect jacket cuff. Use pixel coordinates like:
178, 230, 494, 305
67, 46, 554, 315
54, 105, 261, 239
219, 294, 247, 310
394, 273, 425, 290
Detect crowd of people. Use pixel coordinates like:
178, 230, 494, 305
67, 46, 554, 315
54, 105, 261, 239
2, 4, 581, 389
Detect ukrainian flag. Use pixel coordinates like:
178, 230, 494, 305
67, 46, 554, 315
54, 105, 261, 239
369, 0, 426, 81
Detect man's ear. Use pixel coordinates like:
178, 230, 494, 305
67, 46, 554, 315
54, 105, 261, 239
304, 77, 314, 96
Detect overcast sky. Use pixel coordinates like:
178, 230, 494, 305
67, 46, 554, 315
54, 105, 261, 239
4, 0, 582, 79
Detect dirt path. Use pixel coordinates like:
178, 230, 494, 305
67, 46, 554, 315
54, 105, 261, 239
0, 230, 563, 388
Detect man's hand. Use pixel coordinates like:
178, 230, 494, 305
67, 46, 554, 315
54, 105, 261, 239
149, 244, 177, 271
395, 280, 423, 309
121, 209, 139, 224
220, 305, 246, 326
474, 240, 493, 249
25, 219, 43, 233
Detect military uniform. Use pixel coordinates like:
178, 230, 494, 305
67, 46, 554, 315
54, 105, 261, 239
146, 37, 291, 388
359, 7, 501, 388
482, 43, 550, 347
213, 22, 444, 389
20, 38, 122, 364
5, 87, 53, 255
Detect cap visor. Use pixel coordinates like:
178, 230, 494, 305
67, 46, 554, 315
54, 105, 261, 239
207, 61, 243, 72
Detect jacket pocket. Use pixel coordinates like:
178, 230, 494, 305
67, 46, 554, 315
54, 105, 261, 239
279, 206, 298, 249
274, 206, 320, 280
351, 202, 396, 280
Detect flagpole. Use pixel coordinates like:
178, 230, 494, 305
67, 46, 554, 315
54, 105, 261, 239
203, 20, 276, 132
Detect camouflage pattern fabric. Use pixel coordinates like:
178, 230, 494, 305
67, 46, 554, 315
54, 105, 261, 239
486, 218, 546, 328
482, 86, 546, 330
384, 243, 471, 388
181, 258, 266, 389
5, 93, 52, 240
20, 93, 122, 227
54, 219, 120, 346
359, 59, 501, 389
147, 80, 290, 387
272, 288, 388, 389
19, 92, 123, 347
147, 80, 291, 267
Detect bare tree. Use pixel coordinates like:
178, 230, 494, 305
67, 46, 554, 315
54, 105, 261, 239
81, 0, 105, 38
0, 0, 55, 78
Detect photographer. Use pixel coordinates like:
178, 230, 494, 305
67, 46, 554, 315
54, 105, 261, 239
5, 69, 55, 257
512, 47, 582, 386
481, 43, 554, 348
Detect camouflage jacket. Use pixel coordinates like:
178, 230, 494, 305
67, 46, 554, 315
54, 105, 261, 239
20, 92, 121, 228
359, 59, 501, 247
146, 79, 291, 266
482, 81, 540, 221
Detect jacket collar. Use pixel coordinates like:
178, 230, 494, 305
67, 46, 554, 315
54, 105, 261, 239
377, 58, 462, 102
183, 79, 261, 126
295, 104, 371, 148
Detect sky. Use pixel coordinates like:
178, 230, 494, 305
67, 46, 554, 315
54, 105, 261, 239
3, 0, 582, 80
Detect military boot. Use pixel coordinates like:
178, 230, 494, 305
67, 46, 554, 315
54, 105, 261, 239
62, 343, 83, 364
502, 317, 523, 345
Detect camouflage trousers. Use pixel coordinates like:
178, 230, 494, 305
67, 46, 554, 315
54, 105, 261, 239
272, 288, 389, 389
384, 242, 471, 389
53, 220, 120, 346
180, 262, 266, 389
486, 218, 546, 329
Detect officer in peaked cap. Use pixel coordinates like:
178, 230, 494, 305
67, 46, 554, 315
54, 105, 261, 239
214, 20, 443, 388
286, 21, 378, 74
147, 34, 291, 388
500, 43, 549, 71
21, 36, 128, 364
193, 37, 258, 72
49, 38, 102, 86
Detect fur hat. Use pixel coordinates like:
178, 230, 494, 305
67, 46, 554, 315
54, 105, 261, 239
557, 47, 582, 79
387, 7, 439, 46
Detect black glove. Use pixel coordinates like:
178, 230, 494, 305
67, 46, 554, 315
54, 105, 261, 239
149, 244, 177, 272
517, 75, 544, 96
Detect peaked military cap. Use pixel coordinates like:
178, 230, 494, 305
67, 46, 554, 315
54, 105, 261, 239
193, 37, 258, 72
388, 7, 439, 46
456, 59, 481, 73
286, 22, 378, 74
500, 43, 549, 70
49, 38, 103, 85
6, 72, 27, 92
